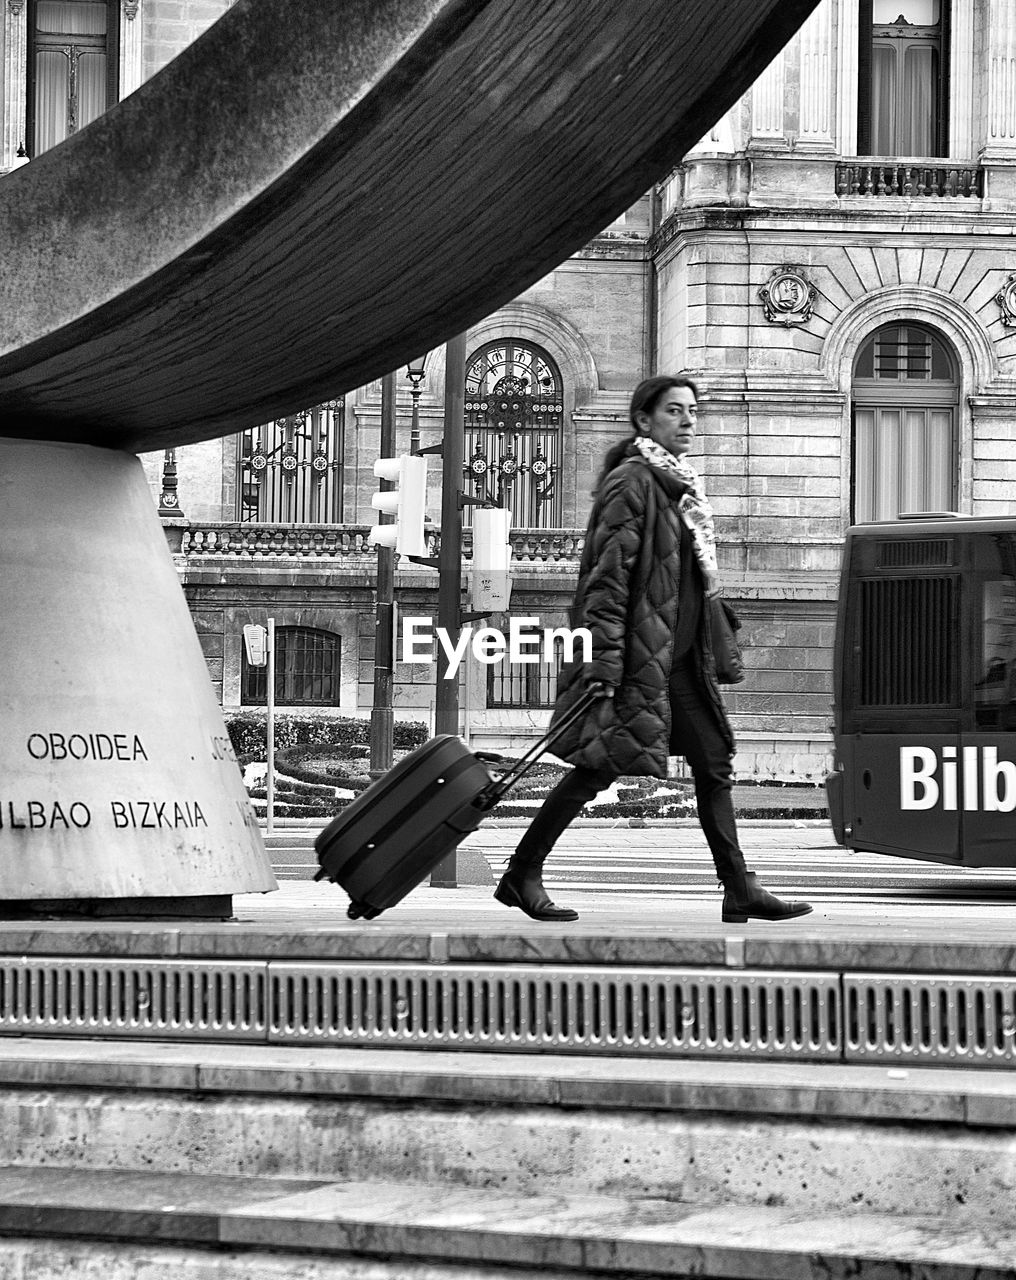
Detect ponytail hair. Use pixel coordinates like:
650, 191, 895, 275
593, 374, 700, 495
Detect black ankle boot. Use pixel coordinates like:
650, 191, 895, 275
493, 864, 579, 922
721, 870, 812, 923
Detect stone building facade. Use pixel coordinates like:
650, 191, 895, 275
654, 0, 1016, 778
6, 0, 1016, 780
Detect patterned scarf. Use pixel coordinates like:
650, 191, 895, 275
632, 435, 717, 575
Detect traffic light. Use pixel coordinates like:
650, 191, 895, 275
367, 454, 429, 557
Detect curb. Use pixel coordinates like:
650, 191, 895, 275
262, 816, 831, 832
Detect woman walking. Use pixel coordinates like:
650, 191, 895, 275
494, 374, 813, 925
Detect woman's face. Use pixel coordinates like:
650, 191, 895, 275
636, 385, 698, 457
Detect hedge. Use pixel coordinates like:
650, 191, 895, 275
227, 712, 428, 758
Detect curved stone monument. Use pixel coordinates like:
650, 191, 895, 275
0, 0, 818, 909
0, 0, 817, 451
0, 438, 272, 910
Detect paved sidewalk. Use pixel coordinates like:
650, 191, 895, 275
241, 822, 1016, 964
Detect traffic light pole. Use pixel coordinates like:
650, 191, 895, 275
430, 332, 467, 887
369, 371, 397, 777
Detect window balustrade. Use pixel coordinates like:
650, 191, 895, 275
836, 161, 983, 199
173, 523, 585, 564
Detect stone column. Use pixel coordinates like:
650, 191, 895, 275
797, 0, 834, 151
836, 0, 859, 157
120, 0, 145, 97
981, 0, 1016, 204
749, 49, 788, 149
983, 0, 1016, 158
949, 0, 975, 158
3, 0, 27, 168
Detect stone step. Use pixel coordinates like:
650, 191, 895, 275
0, 1165, 1010, 1279
0, 1041, 1013, 1223
1, 1037, 1014, 1126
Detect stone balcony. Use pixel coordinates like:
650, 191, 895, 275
163, 521, 586, 566
834, 158, 984, 199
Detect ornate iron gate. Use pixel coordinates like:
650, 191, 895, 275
464, 340, 563, 528
237, 401, 344, 523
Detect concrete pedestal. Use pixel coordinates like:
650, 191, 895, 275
0, 438, 277, 909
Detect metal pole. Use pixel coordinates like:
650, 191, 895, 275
409, 381, 422, 455
369, 371, 397, 777
266, 616, 275, 836
431, 332, 467, 887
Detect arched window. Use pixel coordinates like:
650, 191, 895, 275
27, 1, 119, 156
241, 626, 341, 707
464, 339, 563, 528
852, 322, 958, 522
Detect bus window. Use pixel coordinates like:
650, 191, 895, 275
974, 537, 1016, 729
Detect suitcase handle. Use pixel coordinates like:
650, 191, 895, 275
483, 682, 608, 803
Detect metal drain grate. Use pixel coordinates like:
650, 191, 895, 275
269, 964, 843, 1059
845, 974, 1016, 1065
2, 958, 1015, 1067
0, 959, 267, 1040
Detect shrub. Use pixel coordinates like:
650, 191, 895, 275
227, 712, 427, 758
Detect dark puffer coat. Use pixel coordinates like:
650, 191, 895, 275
550, 451, 733, 778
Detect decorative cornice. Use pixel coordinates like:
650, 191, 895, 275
7, 0, 25, 15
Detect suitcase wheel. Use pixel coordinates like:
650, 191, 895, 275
346, 901, 382, 921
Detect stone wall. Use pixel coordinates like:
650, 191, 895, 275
142, 0, 233, 84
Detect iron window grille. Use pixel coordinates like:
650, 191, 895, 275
487, 643, 565, 710
237, 401, 344, 524
241, 626, 341, 707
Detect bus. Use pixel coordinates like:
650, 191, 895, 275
827, 513, 1016, 867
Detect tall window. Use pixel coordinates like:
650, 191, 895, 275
241, 627, 341, 707
852, 323, 958, 522
858, 0, 949, 157
27, 1, 119, 156
464, 339, 563, 528
237, 401, 345, 523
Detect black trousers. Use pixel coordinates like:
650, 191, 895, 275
515, 658, 746, 882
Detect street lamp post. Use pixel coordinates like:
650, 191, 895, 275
158, 448, 184, 517
406, 356, 426, 454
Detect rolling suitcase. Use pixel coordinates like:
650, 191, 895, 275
314, 685, 603, 919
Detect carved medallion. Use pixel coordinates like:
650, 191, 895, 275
758, 265, 816, 326
995, 274, 1016, 327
